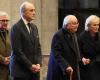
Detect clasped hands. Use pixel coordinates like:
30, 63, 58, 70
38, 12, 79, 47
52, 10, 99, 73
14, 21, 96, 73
30, 64, 40, 73
82, 57, 90, 65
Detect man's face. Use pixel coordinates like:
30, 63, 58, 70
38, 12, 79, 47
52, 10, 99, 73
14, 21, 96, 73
24, 3, 36, 22
66, 20, 79, 33
0, 15, 9, 29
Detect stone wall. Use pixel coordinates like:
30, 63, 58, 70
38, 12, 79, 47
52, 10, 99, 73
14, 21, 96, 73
0, 0, 58, 80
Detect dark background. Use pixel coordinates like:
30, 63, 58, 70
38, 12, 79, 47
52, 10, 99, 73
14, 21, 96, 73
58, 0, 100, 34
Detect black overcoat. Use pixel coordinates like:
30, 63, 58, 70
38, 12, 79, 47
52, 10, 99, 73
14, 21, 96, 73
78, 31, 100, 80
47, 28, 79, 80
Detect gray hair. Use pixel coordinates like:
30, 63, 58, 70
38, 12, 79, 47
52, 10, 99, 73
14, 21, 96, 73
20, 1, 32, 17
0, 11, 9, 20
62, 15, 77, 28
85, 15, 100, 31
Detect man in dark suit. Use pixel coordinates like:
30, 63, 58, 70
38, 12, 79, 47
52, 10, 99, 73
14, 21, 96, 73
46, 15, 80, 80
9, 1, 42, 80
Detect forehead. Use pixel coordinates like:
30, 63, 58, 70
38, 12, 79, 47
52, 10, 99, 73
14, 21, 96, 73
25, 3, 35, 10
0, 15, 9, 20
67, 16, 78, 23
90, 19, 99, 24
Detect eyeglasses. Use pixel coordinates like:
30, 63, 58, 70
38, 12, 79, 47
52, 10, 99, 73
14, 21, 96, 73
0, 20, 9, 22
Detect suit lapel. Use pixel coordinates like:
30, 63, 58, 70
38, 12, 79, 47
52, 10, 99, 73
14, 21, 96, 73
29, 24, 35, 45
19, 19, 35, 45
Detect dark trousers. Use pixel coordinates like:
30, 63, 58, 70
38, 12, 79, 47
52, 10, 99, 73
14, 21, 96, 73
12, 77, 36, 80
12, 73, 40, 80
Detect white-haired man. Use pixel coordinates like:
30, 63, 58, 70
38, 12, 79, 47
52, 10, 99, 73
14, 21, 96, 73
0, 11, 11, 80
47, 15, 80, 80
9, 1, 42, 80
78, 15, 100, 80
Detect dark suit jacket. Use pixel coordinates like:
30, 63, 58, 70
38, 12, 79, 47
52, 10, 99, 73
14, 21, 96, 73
10, 19, 42, 78
47, 28, 79, 80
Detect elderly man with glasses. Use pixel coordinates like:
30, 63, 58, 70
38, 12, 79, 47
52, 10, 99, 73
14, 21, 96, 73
0, 11, 11, 80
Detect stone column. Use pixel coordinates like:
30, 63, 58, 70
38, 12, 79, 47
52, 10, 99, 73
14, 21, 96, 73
40, 0, 58, 80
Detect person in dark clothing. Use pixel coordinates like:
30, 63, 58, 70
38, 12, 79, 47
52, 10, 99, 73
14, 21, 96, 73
46, 15, 81, 80
78, 15, 100, 80
9, 1, 42, 80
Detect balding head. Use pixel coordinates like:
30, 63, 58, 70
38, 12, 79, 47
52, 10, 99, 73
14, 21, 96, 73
62, 15, 79, 33
0, 11, 9, 29
63, 15, 78, 28
20, 1, 35, 17
0, 11, 9, 21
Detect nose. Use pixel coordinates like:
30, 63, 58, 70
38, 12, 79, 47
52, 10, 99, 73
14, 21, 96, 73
33, 10, 36, 15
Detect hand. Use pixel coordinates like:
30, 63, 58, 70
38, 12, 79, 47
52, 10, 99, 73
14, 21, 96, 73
30, 64, 41, 73
82, 57, 90, 65
30, 64, 36, 72
36, 64, 40, 72
66, 66, 73, 74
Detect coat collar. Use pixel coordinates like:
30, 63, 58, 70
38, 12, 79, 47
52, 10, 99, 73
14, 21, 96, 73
62, 28, 77, 53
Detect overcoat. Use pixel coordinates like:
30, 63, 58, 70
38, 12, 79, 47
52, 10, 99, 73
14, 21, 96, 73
78, 31, 100, 80
47, 28, 79, 80
0, 29, 11, 80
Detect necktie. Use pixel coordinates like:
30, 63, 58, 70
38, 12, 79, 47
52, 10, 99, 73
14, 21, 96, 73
27, 23, 31, 30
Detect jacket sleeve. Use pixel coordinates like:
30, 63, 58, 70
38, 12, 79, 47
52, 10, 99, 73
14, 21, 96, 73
0, 54, 5, 63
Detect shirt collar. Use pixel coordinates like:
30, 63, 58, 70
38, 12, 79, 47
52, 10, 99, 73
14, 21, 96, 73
21, 16, 29, 25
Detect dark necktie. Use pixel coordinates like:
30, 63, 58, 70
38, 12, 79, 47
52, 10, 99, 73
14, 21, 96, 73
27, 23, 31, 30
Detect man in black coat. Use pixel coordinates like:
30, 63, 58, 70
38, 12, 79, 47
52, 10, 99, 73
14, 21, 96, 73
46, 15, 80, 80
9, 1, 42, 80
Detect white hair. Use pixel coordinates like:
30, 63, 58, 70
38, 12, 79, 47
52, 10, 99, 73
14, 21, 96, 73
0, 11, 9, 20
20, 1, 32, 17
62, 15, 77, 28
85, 15, 100, 31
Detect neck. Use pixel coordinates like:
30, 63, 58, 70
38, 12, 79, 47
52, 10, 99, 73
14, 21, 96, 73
89, 31, 96, 37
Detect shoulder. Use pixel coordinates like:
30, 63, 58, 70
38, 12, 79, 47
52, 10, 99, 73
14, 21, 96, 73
54, 29, 63, 37
52, 29, 64, 42
31, 23, 37, 30
79, 31, 87, 38
78, 31, 88, 43
10, 19, 24, 34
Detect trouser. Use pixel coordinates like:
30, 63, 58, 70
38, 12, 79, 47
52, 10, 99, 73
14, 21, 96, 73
12, 72, 40, 80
